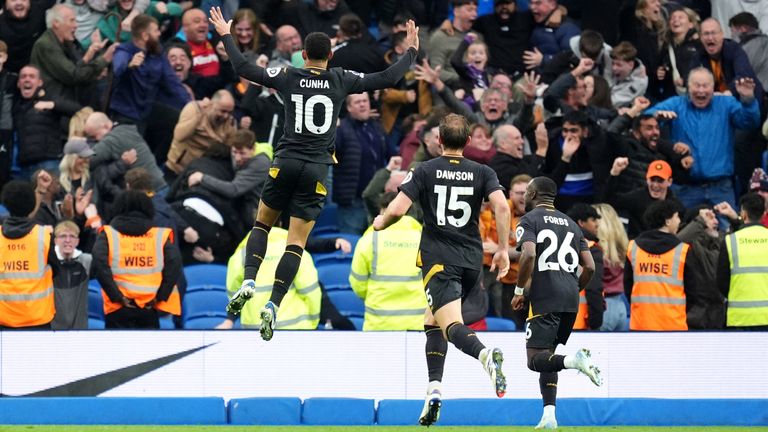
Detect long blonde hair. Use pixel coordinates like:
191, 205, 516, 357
69, 107, 95, 138
593, 203, 629, 267
636, 0, 668, 48
59, 153, 89, 194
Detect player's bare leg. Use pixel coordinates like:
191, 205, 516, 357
434, 299, 506, 398
419, 308, 445, 426
227, 202, 282, 315
258, 216, 315, 341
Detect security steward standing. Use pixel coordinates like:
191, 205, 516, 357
718, 193, 768, 329
0, 180, 61, 329
350, 191, 426, 330
625, 199, 701, 330
92, 190, 182, 328
222, 226, 321, 330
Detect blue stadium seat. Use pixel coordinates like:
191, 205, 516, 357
158, 315, 176, 329
484, 317, 517, 331
315, 232, 361, 250
348, 317, 364, 331
88, 318, 105, 329
182, 289, 229, 323
316, 262, 352, 291
312, 250, 353, 267
762, 150, 767, 171
183, 315, 228, 329
186, 284, 227, 294
326, 289, 365, 319
312, 203, 338, 235
183, 264, 228, 287
87, 280, 104, 321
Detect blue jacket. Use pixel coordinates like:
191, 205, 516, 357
110, 42, 191, 121
645, 95, 760, 180
693, 38, 765, 104
530, 18, 580, 66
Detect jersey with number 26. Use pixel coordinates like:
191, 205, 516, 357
399, 156, 503, 269
517, 207, 589, 314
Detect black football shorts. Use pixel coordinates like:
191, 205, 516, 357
260, 157, 329, 221
525, 312, 577, 350
422, 264, 481, 314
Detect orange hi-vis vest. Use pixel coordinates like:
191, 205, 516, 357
102, 226, 181, 315
573, 239, 597, 330
0, 225, 55, 327
627, 240, 689, 331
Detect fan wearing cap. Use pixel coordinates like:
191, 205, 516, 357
60, 137, 94, 196
566, 203, 605, 330
604, 158, 684, 238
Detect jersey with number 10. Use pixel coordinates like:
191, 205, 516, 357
222, 35, 417, 165
516, 207, 589, 314
399, 156, 503, 269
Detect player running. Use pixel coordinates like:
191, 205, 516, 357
373, 114, 511, 426
208, 7, 420, 341
512, 177, 603, 430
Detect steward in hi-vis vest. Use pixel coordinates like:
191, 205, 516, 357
717, 192, 768, 329
92, 191, 183, 329
350, 212, 426, 331
0, 180, 61, 329
227, 227, 321, 329
625, 200, 700, 331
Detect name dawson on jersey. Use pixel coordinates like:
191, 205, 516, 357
299, 79, 330, 89
436, 170, 474, 181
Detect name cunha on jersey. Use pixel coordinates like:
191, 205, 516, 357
436, 170, 473, 181
299, 79, 330, 89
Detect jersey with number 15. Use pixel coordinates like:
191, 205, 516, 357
516, 207, 589, 314
222, 35, 417, 165
399, 156, 503, 269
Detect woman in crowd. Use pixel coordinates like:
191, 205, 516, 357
593, 203, 630, 331
230, 8, 264, 62
622, 0, 666, 98
654, 6, 701, 100
463, 123, 496, 164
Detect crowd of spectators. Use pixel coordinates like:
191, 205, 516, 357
1, 0, 768, 331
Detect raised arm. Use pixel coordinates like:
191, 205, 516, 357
357, 20, 419, 91
210, 7, 267, 84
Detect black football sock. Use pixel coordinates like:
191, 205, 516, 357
528, 351, 566, 373
540, 372, 558, 406
268, 244, 303, 306
446, 322, 485, 359
243, 222, 271, 280
425, 325, 447, 382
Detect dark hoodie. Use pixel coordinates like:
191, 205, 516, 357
91, 212, 182, 305
624, 229, 705, 329
582, 228, 605, 330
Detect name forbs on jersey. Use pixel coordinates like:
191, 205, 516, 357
299, 78, 330, 89
436, 170, 474, 181
543, 215, 569, 226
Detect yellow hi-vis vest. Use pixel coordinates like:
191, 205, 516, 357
103, 226, 181, 315
349, 216, 426, 331
227, 228, 320, 329
0, 225, 55, 327
725, 225, 768, 327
